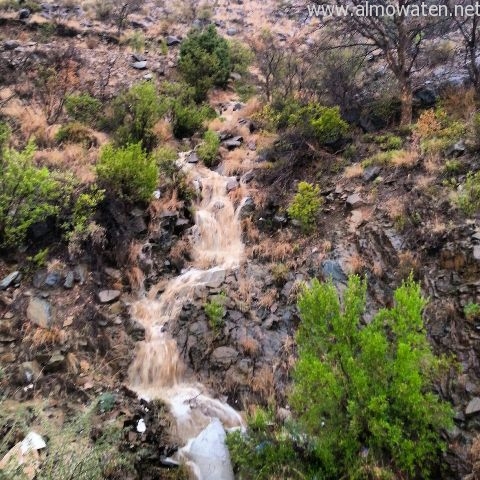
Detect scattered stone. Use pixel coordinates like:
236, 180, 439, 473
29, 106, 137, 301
226, 177, 239, 193
474, 246, 480, 261
205, 269, 226, 289
19, 8, 30, 19
27, 297, 52, 329
346, 193, 364, 209
226, 27, 238, 36
240, 170, 255, 184
465, 397, 480, 415
97, 290, 121, 304
446, 140, 466, 158
105, 267, 122, 280
321, 260, 347, 284
238, 197, 255, 218
0, 271, 20, 290
132, 61, 148, 70
211, 346, 238, 368
18, 361, 42, 384
46, 353, 65, 371
3, 40, 20, 50
44, 272, 62, 288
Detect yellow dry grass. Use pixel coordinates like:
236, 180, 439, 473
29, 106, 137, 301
344, 163, 364, 178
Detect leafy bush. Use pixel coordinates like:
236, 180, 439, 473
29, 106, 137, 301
109, 81, 166, 151
197, 130, 220, 167
155, 145, 178, 181
0, 139, 62, 248
65, 93, 102, 124
287, 182, 322, 233
171, 99, 214, 139
229, 39, 253, 75
96, 143, 158, 203
205, 293, 226, 331
56, 122, 95, 145
309, 105, 349, 145
291, 275, 452, 479
464, 302, 480, 321
456, 171, 480, 215
374, 133, 403, 150
178, 25, 232, 102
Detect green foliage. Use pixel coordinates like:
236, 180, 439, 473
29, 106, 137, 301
0, 140, 62, 248
373, 133, 403, 150
96, 143, 158, 203
464, 302, 480, 321
110, 81, 166, 151
229, 40, 253, 75
0, 122, 11, 151
290, 275, 452, 479
271, 263, 289, 285
97, 392, 116, 413
362, 149, 402, 167
129, 30, 145, 53
309, 105, 349, 145
205, 293, 226, 331
456, 171, 480, 215
55, 122, 94, 145
287, 182, 322, 233
197, 130, 220, 167
171, 100, 214, 139
155, 145, 178, 181
27, 247, 49, 268
65, 93, 102, 124
178, 25, 232, 102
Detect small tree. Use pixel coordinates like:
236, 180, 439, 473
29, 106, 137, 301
65, 93, 102, 124
0, 138, 61, 248
96, 143, 158, 203
291, 275, 453, 478
178, 25, 232, 102
197, 130, 220, 167
287, 182, 322, 233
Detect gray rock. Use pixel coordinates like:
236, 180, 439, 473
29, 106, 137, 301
205, 269, 226, 288
237, 197, 255, 218
19, 8, 30, 19
127, 318, 145, 341
44, 272, 62, 288
474, 246, 480, 261
230, 72, 242, 81
98, 290, 121, 304
466, 397, 480, 415
105, 267, 122, 280
446, 140, 466, 158
233, 102, 244, 111
211, 346, 238, 368
132, 53, 146, 62
18, 361, 42, 384
0, 271, 20, 290
346, 193, 364, 208
322, 260, 347, 283
226, 27, 238, 36
47, 353, 65, 371
3, 40, 20, 50
187, 152, 199, 163
223, 136, 243, 150
63, 271, 75, 289
166, 35, 181, 46
226, 177, 239, 193
27, 297, 52, 329
363, 166, 380, 182
240, 170, 255, 184
132, 61, 148, 70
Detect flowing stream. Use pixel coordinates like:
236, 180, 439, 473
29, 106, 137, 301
127, 155, 245, 479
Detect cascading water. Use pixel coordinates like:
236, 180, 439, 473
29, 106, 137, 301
127, 155, 245, 479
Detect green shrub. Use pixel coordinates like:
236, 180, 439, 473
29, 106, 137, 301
373, 133, 403, 150
197, 130, 220, 167
178, 25, 232, 102
271, 262, 289, 285
155, 145, 178, 181
171, 100, 214, 139
110, 81, 166, 151
97, 392, 116, 413
128, 30, 145, 53
56, 122, 94, 145
464, 302, 480, 321
291, 275, 452, 479
0, 140, 62, 248
229, 40, 253, 75
456, 171, 480, 215
96, 143, 158, 203
310, 106, 349, 145
287, 182, 322, 233
65, 93, 102, 124
205, 293, 226, 331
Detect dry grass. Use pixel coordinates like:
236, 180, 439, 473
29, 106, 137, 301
258, 288, 277, 309
429, 216, 447, 233
249, 187, 269, 210
345, 253, 365, 274
127, 266, 145, 292
390, 149, 419, 168
252, 365, 275, 400
383, 197, 405, 221
239, 336, 260, 358
152, 119, 174, 143
372, 261, 384, 278
223, 148, 250, 176
344, 163, 364, 178
25, 326, 67, 348
169, 237, 191, 266
242, 217, 260, 243
228, 184, 248, 206
397, 250, 421, 278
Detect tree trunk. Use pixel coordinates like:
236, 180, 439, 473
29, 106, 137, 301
399, 77, 413, 126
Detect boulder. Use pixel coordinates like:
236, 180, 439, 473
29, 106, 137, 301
446, 140, 466, 158
211, 347, 238, 368
19, 8, 30, 19
132, 61, 148, 70
363, 166, 380, 182
63, 271, 75, 289
27, 298, 52, 329
226, 177, 239, 193
321, 260, 347, 284
240, 170, 255, 184
237, 197, 255, 218
346, 193, 364, 208
222, 136, 243, 150
0, 271, 20, 290
97, 290, 121, 304
226, 27, 238, 36
187, 152, 199, 163
466, 397, 480, 415
166, 35, 181, 46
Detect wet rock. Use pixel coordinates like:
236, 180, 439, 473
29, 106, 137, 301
211, 346, 238, 368
132, 61, 148, 70
166, 35, 181, 46
473, 245, 480, 261
346, 193, 364, 208
27, 297, 52, 329
226, 177, 239, 193
446, 140, 466, 158
74, 264, 88, 284
363, 166, 380, 182
44, 271, 62, 288
238, 197, 255, 219
127, 318, 146, 341
205, 269, 226, 288
63, 271, 74, 289
98, 290, 121, 304
0, 271, 20, 290
466, 397, 480, 415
